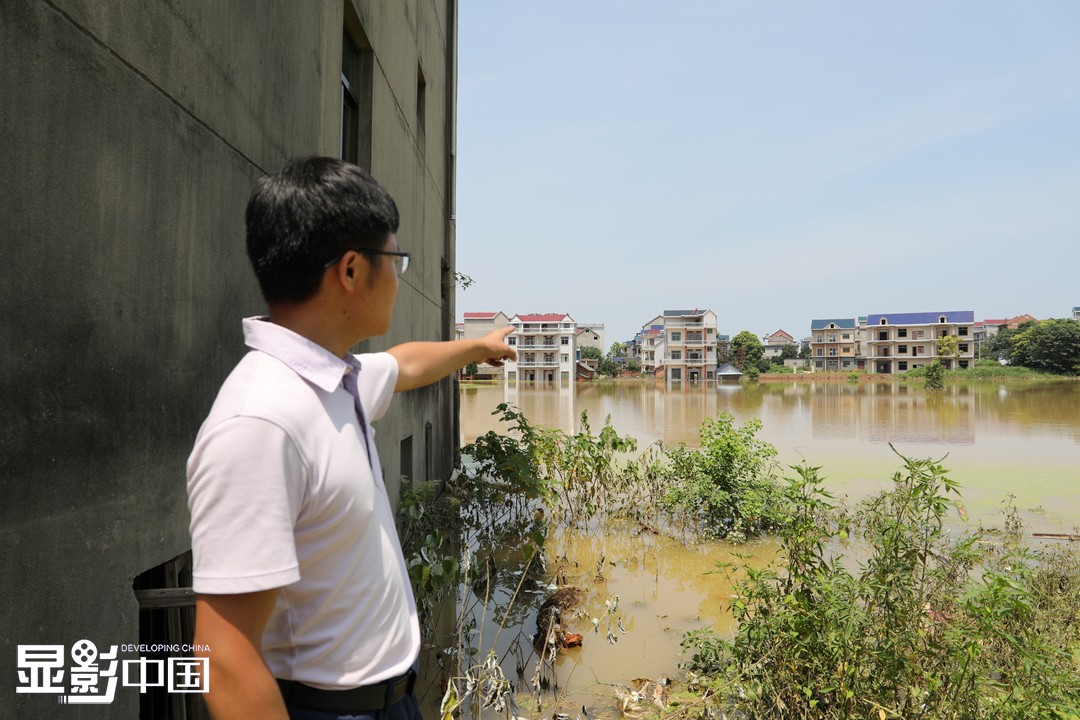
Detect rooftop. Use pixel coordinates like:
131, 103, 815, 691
867, 311, 975, 325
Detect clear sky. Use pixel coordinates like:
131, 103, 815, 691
454, 2, 1080, 345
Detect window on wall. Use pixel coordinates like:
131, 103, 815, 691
424, 422, 433, 481
842, 333, 851, 340
560, 336, 569, 345
898, 344, 908, 354
132, 552, 203, 719
898, 361, 908, 371
898, 328, 908, 338
561, 354, 569, 363
959, 326, 969, 336
816, 334, 823, 342
959, 343, 969, 353
878, 331, 888, 341
507, 337, 516, 346
828, 334, 836, 342
828, 348, 837, 356
341, 17, 373, 168
816, 348, 823, 356
671, 350, 682, 360
399, 436, 413, 482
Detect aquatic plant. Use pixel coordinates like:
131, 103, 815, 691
683, 453, 1080, 719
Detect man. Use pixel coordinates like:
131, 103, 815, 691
186, 157, 515, 719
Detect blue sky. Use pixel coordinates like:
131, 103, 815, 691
454, 2, 1080, 345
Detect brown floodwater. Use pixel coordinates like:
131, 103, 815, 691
438, 380, 1080, 717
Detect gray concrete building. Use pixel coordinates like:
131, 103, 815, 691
1, 1, 458, 717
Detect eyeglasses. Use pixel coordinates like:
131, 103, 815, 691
324, 249, 411, 275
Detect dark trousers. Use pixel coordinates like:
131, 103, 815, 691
286, 691, 423, 720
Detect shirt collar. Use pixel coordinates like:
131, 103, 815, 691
242, 316, 356, 393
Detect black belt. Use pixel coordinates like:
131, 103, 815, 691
276, 670, 416, 714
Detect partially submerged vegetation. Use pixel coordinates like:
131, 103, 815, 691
901, 359, 1072, 382
402, 406, 1080, 719
683, 456, 1080, 719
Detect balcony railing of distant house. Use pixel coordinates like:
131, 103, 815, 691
664, 319, 707, 328
517, 324, 570, 334
516, 359, 560, 368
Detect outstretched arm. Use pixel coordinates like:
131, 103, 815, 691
389, 326, 516, 392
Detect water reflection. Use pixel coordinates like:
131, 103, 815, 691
461, 380, 1080, 530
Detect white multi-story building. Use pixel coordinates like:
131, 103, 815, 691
865, 311, 976, 374
505, 313, 577, 382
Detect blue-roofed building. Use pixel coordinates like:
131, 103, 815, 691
865, 311, 976, 374
809, 318, 859, 371
1073, 307, 1079, 320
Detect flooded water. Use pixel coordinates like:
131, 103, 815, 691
442, 379, 1080, 717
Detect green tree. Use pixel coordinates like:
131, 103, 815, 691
1009, 318, 1080, 375
608, 341, 626, 359
464, 362, 478, 378
936, 334, 959, 368
924, 358, 945, 389
578, 345, 603, 361
730, 331, 764, 372
596, 357, 618, 377
799, 340, 812, 359
625, 358, 642, 373
778, 344, 800, 362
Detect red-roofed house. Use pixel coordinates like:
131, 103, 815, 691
506, 313, 577, 382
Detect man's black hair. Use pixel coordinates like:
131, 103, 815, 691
245, 156, 400, 304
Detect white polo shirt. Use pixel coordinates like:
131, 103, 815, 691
186, 317, 420, 689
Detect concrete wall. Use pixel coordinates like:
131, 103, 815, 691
0, 1, 456, 717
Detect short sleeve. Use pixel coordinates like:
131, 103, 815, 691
187, 416, 306, 594
354, 352, 399, 422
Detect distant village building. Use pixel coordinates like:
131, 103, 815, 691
577, 323, 605, 354
461, 311, 510, 378
505, 313, 578, 382
575, 324, 604, 359
1073, 306, 1080, 320
982, 314, 1038, 336
809, 318, 859, 371
640, 309, 720, 382
762, 329, 795, 359
866, 311, 976, 374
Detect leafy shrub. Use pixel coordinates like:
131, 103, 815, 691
924, 358, 945, 388
766, 363, 794, 374
658, 412, 786, 541
694, 454, 1080, 719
